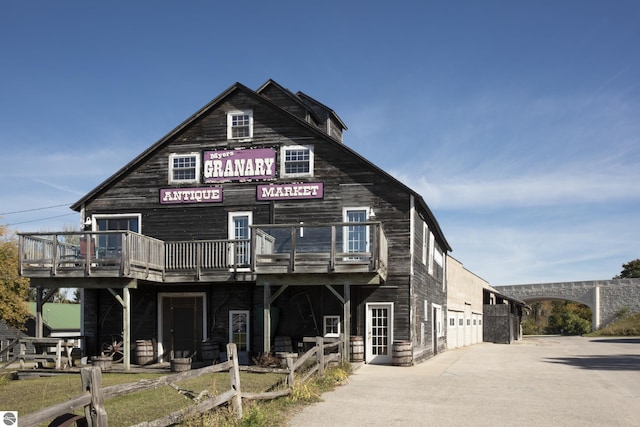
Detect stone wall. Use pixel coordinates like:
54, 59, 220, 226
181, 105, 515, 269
496, 279, 640, 329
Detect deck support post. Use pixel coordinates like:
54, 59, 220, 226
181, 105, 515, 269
123, 287, 131, 371
107, 287, 131, 370
263, 282, 271, 353
343, 282, 351, 361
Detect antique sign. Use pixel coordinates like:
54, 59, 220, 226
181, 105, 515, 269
160, 187, 223, 204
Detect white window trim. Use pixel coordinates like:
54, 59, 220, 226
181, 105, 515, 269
228, 211, 253, 271
91, 213, 142, 233
343, 207, 371, 256
428, 231, 435, 276
280, 144, 314, 177
323, 315, 341, 338
229, 310, 251, 352
227, 110, 253, 140
169, 152, 201, 184
432, 303, 443, 338
422, 223, 429, 265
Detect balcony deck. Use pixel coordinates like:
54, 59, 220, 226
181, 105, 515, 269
18, 223, 388, 284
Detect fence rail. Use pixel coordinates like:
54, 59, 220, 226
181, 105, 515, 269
20, 338, 343, 427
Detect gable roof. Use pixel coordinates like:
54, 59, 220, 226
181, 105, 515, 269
70, 80, 451, 252
256, 79, 325, 126
28, 302, 81, 331
295, 90, 348, 131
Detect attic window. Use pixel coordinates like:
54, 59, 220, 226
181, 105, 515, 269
281, 145, 314, 177
169, 153, 200, 184
228, 110, 253, 140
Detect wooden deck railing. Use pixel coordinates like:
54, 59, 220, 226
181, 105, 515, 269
18, 232, 165, 279
19, 222, 388, 281
251, 222, 388, 277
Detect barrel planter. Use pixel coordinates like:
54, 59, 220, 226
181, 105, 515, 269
135, 340, 154, 365
350, 336, 364, 362
170, 358, 192, 372
91, 356, 112, 371
391, 341, 413, 367
201, 341, 219, 362
274, 336, 293, 353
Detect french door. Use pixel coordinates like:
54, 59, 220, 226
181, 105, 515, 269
229, 310, 250, 352
343, 207, 370, 258
228, 212, 252, 268
366, 302, 393, 364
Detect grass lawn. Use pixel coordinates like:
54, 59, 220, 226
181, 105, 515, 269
0, 369, 285, 426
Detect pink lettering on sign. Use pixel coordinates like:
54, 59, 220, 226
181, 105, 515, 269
160, 187, 223, 204
257, 183, 324, 200
203, 148, 276, 182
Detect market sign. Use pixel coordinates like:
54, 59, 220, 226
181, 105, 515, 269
257, 183, 324, 200
160, 187, 223, 204
203, 148, 276, 182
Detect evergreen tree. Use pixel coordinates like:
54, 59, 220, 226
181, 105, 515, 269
614, 259, 640, 279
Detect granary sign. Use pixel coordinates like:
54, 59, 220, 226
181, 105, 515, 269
203, 148, 276, 182
160, 187, 223, 204
257, 183, 324, 200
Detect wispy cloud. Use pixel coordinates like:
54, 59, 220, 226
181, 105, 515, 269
395, 165, 640, 210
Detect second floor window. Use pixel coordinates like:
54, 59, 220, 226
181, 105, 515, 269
281, 145, 314, 177
228, 110, 253, 139
169, 153, 199, 184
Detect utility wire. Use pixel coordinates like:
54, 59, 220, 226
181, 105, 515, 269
1, 203, 72, 216
7, 213, 77, 226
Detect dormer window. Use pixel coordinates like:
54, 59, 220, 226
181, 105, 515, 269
169, 153, 200, 184
228, 110, 253, 140
281, 145, 314, 177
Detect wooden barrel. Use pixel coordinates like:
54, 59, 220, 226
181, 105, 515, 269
275, 352, 298, 368
350, 336, 364, 362
91, 356, 112, 371
201, 341, 219, 361
274, 336, 293, 353
135, 340, 154, 365
392, 341, 413, 367
170, 358, 191, 372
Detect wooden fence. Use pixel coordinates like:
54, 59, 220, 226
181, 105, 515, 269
20, 338, 342, 427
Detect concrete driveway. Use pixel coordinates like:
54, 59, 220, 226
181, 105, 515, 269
289, 336, 640, 426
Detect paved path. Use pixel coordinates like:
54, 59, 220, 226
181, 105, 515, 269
289, 336, 640, 426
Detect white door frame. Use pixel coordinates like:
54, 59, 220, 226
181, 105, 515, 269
229, 310, 251, 352
228, 211, 253, 270
365, 302, 393, 364
343, 207, 371, 255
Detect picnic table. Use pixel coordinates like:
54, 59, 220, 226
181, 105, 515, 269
18, 337, 77, 370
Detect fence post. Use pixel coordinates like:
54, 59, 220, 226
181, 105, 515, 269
316, 336, 325, 377
286, 355, 295, 387
227, 343, 243, 419
81, 367, 108, 427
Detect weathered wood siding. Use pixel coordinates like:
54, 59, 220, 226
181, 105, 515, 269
75, 83, 448, 363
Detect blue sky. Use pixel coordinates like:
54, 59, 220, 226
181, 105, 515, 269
1, 1, 638, 285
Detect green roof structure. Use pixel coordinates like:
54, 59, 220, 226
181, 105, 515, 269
28, 302, 81, 332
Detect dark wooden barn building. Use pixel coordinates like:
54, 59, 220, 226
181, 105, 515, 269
19, 80, 451, 367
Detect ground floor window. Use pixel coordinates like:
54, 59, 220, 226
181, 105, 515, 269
323, 315, 341, 337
